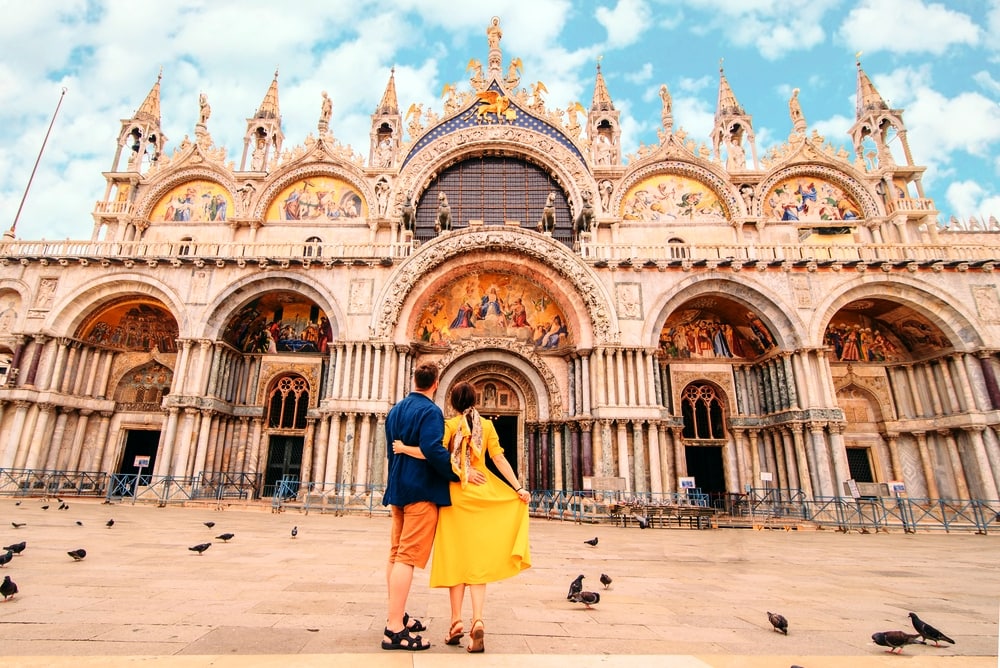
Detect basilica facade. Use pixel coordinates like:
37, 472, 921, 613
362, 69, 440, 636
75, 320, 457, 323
1, 19, 998, 505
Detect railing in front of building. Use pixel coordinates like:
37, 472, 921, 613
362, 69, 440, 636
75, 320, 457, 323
5, 237, 1000, 266
2, 468, 997, 533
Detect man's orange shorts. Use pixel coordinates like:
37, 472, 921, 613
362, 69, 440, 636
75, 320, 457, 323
389, 501, 438, 569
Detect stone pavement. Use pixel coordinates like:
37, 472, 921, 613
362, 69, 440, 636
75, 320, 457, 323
0, 497, 995, 667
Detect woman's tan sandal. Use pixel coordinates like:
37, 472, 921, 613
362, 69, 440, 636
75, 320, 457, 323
445, 619, 464, 645
467, 619, 485, 653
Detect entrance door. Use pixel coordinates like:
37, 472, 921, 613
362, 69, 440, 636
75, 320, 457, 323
684, 445, 726, 504
118, 430, 160, 484
264, 435, 303, 497
485, 415, 519, 488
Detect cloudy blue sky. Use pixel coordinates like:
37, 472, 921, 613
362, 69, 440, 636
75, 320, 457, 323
1, 0, 998, 241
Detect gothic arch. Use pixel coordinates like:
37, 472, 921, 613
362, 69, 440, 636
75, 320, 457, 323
613, 160, 740, 222
373, 227, 616, 345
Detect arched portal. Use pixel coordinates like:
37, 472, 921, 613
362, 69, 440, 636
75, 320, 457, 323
262, 373, 310, 497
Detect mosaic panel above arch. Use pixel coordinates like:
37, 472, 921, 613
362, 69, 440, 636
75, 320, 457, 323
620, 174, 727, 223
222, 291, 332, 354
266, 176, 366, 221
824, 298, 950, 363
150, 179, 233, 223
659, 297, 777, 360
413, 271, 571, 351
76, 298, 179, 353
763, 174, 862, 224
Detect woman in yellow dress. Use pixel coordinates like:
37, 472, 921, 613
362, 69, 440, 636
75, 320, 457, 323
393, 381, 531, 653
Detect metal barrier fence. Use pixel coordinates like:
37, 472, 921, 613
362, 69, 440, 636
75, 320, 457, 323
4, 468, 997, 532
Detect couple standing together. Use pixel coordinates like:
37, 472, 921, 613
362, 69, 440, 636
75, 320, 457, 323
382, 363, 532, 652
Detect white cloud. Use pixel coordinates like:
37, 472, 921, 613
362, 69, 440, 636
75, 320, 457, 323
595, 0, 653, 49
838, 0, 980, 55
626, 63, 654, 85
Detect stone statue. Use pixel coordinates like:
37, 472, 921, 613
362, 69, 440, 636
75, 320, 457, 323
574, 191, 595, 238
320, 91, 332, 126
659, 84, 673, 133
537, 192, 556, 233
198, 93, 211, 125
435, 192, 452, 233
789, 88, 806, 134
400, 192, 415, 231
486, 16, 502, 50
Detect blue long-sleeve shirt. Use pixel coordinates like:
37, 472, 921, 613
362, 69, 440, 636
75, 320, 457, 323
382, 391, 457, 507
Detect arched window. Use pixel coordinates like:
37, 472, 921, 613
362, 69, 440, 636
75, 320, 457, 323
178, 236, 193, 256
304, 236, 322, 257
667, 237, 687, 259
267, 375, 309, 429
681, 383, 725, 440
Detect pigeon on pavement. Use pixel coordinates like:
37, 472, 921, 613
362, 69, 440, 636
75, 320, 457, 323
0, 551, 12, 567
600, 573, 613, 589
67, 549, 86, 561
40, 505, 49, 510
566, 574, 584, 599
569, 591, 601, 609
291, 526, 298, 538
767, 611, 788, 635
872, 631, 923, 653
75, 521, 83, 526
2, 541, 25, 555
0, 575, 16, 600
634, 514, 650, 529
215, 533, 235, 542
189, 542, 211, 555
583, 537, 598, 546
203, 521, 215, 529
908, 612, 955, 646
10, 522, 24, 529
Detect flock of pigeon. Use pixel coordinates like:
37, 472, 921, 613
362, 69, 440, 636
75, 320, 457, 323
573, 534, 958, 656
1, 498, 301, 603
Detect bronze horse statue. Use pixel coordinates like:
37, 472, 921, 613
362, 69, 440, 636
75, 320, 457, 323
435, 191, 452, 233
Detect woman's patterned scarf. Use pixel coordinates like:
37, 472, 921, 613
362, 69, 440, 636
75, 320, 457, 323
450, 407, 484, 488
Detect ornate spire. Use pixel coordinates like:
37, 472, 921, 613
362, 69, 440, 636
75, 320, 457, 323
377, 67, 399, 115
134, 68, 163, 124
590, 59, 614, 112
256, 69, 280, 120
855, 57, 888, 119
715, 63, 744, 120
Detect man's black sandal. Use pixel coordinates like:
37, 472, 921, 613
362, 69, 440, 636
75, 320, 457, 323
382, 626, 431, 651
403, 612, 426, 632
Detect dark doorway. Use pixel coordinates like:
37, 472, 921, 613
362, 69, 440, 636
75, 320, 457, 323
264, 435, 304, 496
484, 414, 519, 489
118, 430, 160, 484
684, 445, 726, 503
846, 447, 875, 483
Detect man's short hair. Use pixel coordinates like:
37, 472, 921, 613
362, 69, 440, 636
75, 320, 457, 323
413, 363, 439, 391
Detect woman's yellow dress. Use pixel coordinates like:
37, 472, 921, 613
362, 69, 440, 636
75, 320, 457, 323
429, 414, 531, 587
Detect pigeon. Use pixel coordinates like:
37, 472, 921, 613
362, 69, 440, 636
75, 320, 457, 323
215, 533, 235, 542
569, 591, 601, 609
767, 611, 788, 635
40, 505, 49, 510
2, 541, 25, 556
600, 573, 613, 589
0, 551, 12, 567
75, 521, 83, 526
872, 631, 923, 653
203, 521, 216, 529
58, 502, 68, 510
584, 537, 598, 546
0, 575, 16, 600
291, 526, 298, 538
908, 612, 955, 646
14, 501, 20, 506
567, 574, 584, 599
189, 542, 211, 555
67, 549, 86, 561
634, 514, 650, 529
10, 522, 24, 529
106, 519, 115, 528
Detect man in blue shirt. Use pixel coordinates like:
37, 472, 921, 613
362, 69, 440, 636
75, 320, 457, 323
381, 363, 461, 650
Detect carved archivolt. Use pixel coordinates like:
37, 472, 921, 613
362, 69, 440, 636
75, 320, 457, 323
757, 165, 879, 220
615, 160, 740, 221
451, 359, 540, 422
256, 362, 321, 408
437, 337, 562, 420
373, 227, 615, 344
834, 371, 893, 422
394, 125, 595, 216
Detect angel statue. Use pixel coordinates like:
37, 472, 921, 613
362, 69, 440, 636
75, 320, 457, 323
504, 57, 522, 89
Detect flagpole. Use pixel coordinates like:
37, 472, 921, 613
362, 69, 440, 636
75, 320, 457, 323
6, 86, 68, 239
